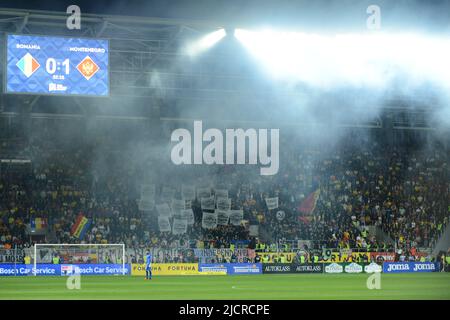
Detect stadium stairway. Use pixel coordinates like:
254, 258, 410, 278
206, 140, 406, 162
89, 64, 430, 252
46, 229, 58, 243
259, 224, 274, 244
372, 225, 395, 246
432, 223, 450, 256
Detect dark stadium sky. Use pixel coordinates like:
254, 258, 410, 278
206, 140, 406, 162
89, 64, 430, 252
1, 0, 449, 33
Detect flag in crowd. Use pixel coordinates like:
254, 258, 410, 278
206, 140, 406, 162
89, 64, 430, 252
30, 217, 47, 231
70, 213, 91, 239
298, 189, 320, 224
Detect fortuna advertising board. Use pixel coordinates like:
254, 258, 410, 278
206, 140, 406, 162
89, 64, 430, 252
131, 263, 199, 276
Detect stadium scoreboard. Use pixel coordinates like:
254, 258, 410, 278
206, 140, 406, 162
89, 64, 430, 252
5, 34, 109, 96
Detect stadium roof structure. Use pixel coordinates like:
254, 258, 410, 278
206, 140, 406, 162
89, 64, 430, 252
0, 7, 443, 131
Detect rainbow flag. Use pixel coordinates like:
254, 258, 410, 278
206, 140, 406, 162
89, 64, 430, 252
297, 189, 320, 224
70, 213, 91, 239
30, 217, 47, 231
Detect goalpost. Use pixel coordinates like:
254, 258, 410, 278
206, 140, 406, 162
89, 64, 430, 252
34, 244, 126, 276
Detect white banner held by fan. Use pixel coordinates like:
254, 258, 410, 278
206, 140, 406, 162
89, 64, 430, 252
217, 209, 230, 225
197, 187, 211, 200
181, 209, 195, 225
156, 203, 172, 217
249, 225, 259, 236
202, 211, 218, 229
201, 196, 215, 210
171, 199, 186, 213
139, 184, 155, 211
158, 216, 171, 232
172, 218, 188, 235
216, 197, 231, 210
138, 199, 154, 211
140, 184, 155, 200
229, 209, 244, 226
215, 188, 228, 199
182, 185, 196, 201
161, 186, 175, 202
265, 197, 279, 210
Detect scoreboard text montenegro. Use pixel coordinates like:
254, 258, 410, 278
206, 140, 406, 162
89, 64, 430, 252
5, 34, 109, 96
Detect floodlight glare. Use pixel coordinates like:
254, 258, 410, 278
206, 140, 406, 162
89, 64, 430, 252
185, 28, 227, 57
234, 28, 450, 88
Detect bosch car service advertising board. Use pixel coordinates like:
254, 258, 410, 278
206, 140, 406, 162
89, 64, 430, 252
60, 264, 130, 276
0, 264, 130, 276
0, 264, 60, 276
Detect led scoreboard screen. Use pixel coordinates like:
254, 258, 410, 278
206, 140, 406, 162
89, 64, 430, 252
6, 34, 109, 96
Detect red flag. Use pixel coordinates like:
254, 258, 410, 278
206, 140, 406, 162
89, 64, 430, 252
298, 189, 320, 224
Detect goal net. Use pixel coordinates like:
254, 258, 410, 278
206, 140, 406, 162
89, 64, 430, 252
34, 244, 126, 276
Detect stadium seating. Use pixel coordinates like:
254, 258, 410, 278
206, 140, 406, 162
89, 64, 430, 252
0, 128, 448, 264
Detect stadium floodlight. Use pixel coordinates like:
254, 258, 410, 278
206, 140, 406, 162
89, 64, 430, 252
234, 28, 450, 88
34, 243, 126, 276
185, 28, 227, 56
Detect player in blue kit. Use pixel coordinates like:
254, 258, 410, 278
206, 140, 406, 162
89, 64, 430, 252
145, 251, 152, 280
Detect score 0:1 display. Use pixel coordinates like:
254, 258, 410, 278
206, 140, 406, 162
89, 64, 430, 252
45, 58, 70, 74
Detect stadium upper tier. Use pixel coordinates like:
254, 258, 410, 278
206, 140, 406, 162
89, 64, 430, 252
0, 7, 444, 130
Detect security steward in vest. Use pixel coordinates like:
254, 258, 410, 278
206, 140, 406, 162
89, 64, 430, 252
313, 253, 319, 264
300, 254, 306, 264
260, 243, 266, 252
445, 254, 450, 272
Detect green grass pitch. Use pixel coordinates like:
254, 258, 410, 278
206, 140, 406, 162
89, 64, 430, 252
1, 273, 449, 300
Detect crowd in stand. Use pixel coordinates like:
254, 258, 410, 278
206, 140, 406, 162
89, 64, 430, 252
259, 144, 449, 255
1, 126, 449, 264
